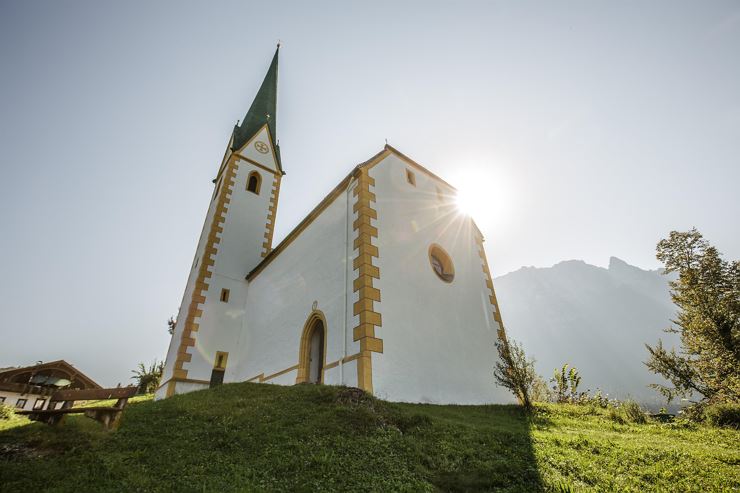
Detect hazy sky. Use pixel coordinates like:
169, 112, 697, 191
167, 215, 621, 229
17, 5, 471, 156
1, 1, 738, 386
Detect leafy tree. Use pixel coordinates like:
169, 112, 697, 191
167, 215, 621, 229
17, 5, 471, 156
493, 338, 537, 410
645, 229, 739, 404
131, 360, 165, 394
167, 316, 177, 335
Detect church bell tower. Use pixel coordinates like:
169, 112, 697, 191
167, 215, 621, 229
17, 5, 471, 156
157, 46, 284, 398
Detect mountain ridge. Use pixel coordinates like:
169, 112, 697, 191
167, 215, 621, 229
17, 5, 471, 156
495, 257, 680, 407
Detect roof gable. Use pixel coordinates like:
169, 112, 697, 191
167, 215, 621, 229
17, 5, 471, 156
0, 360, 101, 389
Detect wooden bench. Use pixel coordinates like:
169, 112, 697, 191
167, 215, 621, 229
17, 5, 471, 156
17, 386, 138, 430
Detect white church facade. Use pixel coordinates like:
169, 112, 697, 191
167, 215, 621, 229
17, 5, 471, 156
157, 47, 510, 404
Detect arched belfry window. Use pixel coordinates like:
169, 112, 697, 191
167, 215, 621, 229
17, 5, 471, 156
247, 171, 262, 195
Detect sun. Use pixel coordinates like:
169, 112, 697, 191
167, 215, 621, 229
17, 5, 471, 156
455, 187, 481, 217
452, 166, 512, 229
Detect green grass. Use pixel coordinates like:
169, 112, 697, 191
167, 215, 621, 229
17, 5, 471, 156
0, 383, 737, 492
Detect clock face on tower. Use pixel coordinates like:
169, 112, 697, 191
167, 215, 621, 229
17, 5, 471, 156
254, 141, 269, 154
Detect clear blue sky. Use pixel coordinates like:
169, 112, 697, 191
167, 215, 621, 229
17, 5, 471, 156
1, 1, 738, 386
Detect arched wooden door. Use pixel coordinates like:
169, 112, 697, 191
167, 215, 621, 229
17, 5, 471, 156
297, 311, 327, 384
307, 320, 325, 383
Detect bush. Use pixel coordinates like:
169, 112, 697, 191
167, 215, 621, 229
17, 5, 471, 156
607, 406, 625, 424
622, 400, 647, 424
493, 338, 537, 410
703, 403, 740, 428
131, 360, 165, 394
551, 364, 583, 403
581, 389, 613, 408
678, 403, 706, 422
531, 374, 552, 403
607, 400, 647, 424
0, 404, 14, 420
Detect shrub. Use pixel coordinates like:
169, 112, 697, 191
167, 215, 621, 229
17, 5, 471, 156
703, 403, 740, 428
0, 404, 14, 420
131, 360, 165, 394
607, 400, 647, 424
493, 338, 537, 410
585, 390, 611, 408
622, 400, 647, 424
678, 403, 706, 422
551, 364, 587, 403
531, 374, 552, 403
607, 406, 624, 424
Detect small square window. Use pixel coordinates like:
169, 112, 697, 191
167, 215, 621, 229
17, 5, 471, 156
15, 398, 27, 409
0, 396, 5, 404
406, 169, 416, 186
33, 398, 46, 410
220, 288, 230, 303
214, 351, 228, 369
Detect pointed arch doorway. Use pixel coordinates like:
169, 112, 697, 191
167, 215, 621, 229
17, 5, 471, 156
297, 311, 327, 384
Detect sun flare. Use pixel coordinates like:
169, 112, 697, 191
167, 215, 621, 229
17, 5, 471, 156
452, 167, 512, 229
455, 189, 480, 217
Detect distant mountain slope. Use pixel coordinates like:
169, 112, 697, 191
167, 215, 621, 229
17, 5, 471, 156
495, 257, 681, 406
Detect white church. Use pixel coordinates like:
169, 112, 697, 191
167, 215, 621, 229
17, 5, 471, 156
157, 47, 510, 404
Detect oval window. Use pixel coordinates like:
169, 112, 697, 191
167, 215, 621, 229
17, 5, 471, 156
428, 244, 454, 283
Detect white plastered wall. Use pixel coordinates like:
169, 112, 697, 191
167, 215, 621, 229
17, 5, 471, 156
370, 155, 510, 404
230, 185, 359, 388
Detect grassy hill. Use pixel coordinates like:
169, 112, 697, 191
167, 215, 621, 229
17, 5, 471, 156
1, 383, 737, 492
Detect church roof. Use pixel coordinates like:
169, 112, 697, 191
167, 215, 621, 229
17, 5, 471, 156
232, 46, 282, 172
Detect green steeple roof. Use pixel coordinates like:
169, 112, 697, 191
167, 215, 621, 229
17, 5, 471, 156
232, 46, 282, 171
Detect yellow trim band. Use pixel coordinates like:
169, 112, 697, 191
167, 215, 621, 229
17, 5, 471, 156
475, 233, 507, 342
261, 173, 282, 257
351, 167, 383, 393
